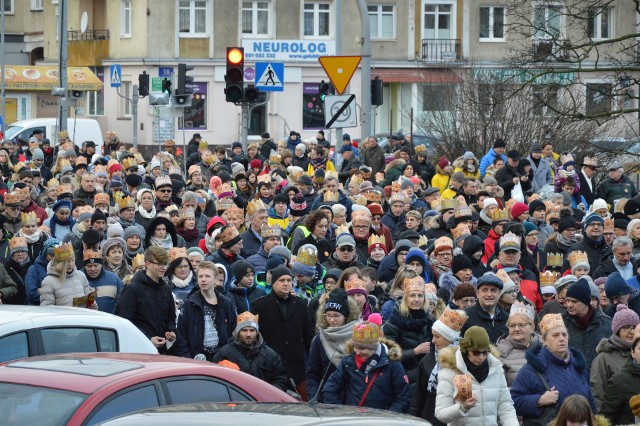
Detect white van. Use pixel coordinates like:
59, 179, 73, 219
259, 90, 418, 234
4, 118, 104, 152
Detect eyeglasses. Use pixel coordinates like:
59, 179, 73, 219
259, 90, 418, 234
504, 289, 518, 295
437, 252, 452, 258
587, 223, 603, 228
324, 314, 343, 321
460, 297, 476, 305
176, 264, 190, 269
338, 246, 354, 252
470, 350, 490, 357
353, 225, 368, 230
509, 323, 531, 329
619, 325, 635, 332
148, 261, 168, 268
371, 216, 382, 221
158, 189, 172, 193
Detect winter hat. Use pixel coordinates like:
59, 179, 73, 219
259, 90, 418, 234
234, 311, 260, 335
401, 178, 413, 190
265, 254, 286, 271
125, 174, 142, 187
405, 247, 426, 268
583, 212, 604, 230
270, 264, 292, 283
483, 198, 498, 209
232, 260, 254, 284
77, 208, 94, 223
500, 280, 516, 297
109, 175, 124, 189
437, 157, 451, 169
324, 268, 342, 283
52, 199, 72, 212
432, 308, 468, 343
624, 197, 640, 217
107, 222, 124, 239
351, 321, 381, 349
522, 221, 538, 236
493, 138, 506, 149
43, 237, 62, 255
249, 159, 262, 170
296, 143, 307, 153
122, 225, 143, 242
459, 326, 490, 353
558, 210, 578, 233
591, 198, 608, 213
450, 172, 465, 184
32, 148, 44, 160
463, 151, 475, 161
91, 209, 107, 225
565, 278, 591, 306
510, 202, 529, 219
101, 237, 126, 257
187, 247, 205, 260
269, 245, 292, 263
477, 272, 503, 290
604, 272, 631, 298
528, 199, 546, 215
451, 254, 473, 275
555, 274, 578, 291
325, 288, 350, 319
336, 232, 356, 248
612, 304, 640, 335
541, 286, 556, 295
289, 193, 308, 217
531, 144, 542, 153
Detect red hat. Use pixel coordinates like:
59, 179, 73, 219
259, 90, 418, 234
109, 163, 123, 174
250, 159, 262, 169
367, 203, 384, 216
437, 157, 451, 169
511, 202, 529, 219
410, 176, 420, 184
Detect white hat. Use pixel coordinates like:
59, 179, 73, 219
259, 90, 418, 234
483, 198, 498, 209
590, 198, 608, 213
541, 286, 557, 295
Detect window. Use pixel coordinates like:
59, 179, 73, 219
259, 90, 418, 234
532, 85, 559, 116
533, 4, 564, 39
31, 0, 43, 10
479, 6, 505, 40
0, 332, 29, 362
165, 379, 232, 404
119, 82, 132, 117
242, 1, 271, 36
178, 0, 207, 34
120, 0, 132, 37
41, 328, 98, 354
477, 84, 507, 116
97, 329, 118, 351
2, 0, 14, 14
586, 83, 613, 115
424, 3, 453, 39
304, 2, 331, 37
588, 7, 612, 39
86, 385, 160, 426
368, 5, 395, 39
0, 383, 86, 425
422, 84, 454, 112
178, 82, 207, 130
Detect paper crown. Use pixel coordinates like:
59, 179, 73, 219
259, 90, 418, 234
335, 224, 350, 238
296, 245, 318, 266
57, 185, 73, 196
547, 208, 561, 222
256, 174, 271, 184
451, 224, 470, 241
17, 186, 30, 202
94, 165, 107, 175
364, 190, 382, 202
568, 250, 589, 269
345, 277, 367, 293
604, 218, 614, 231
540, 270, 560, 286
288, 167, 304, 183
168, 166, 182, 175
510, 302, 535, 321
59, 159, 71, 169
76, 205, 94, 217
495, 269, 514, 285
583, 156, 597, 167
247, 199, 267, 217
199, 139, 209, 150
94, 193, 110, 206
237, 311, 259, 327
505, 198, 517, 213
225, 205, 244, 221
13, 162, 26, 173
46, 177, 60, 188
323, 190, 339, 203
368, 234, 386, 249
261, 224, 282, 238
528, 193, 540, 202
59, 130, 69, 138
269, 154, 281, 165
350, 175, 364, 188
179, 208, 196, 220
53, 242, 75, 262
83, 249, 102, 263
499, 232, 521, 250
114, 192, 135, 210
169, 247, 188, 263
219, 225, 240, 244
403, 276, 426, 293
154, 175, 172, 189
434, 236, 454, 250
454, 206, 473, 219
439, 307, 468, 332
21, 211, 38, 225
539, 313, 565, 335
215, 199, 235, 211
391, 181, 401, 194
418, 234, 429, 248
75, 156, 88, 166
4, 191, 21, 206
122, 157, 138, 170
216, 183, 234, 199
134, 153, 146, 164
415, 144, 427, 154
352, 322, 381, 346
132, 253, 145, 271
441, 198, 459, 211
9, 236, 27, 252
491, 208, 509, 222
546, 252, 563, 268
352, 209, 371, 225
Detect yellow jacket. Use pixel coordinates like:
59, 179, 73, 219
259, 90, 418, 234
453, 167, 480, 180
441, 188, 458, 200
307, 161, 336, 176
431, 173, 450, 194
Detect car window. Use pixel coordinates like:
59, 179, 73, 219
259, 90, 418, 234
85, 384, 160, 426
0, 332, 29, 362
228, 387, 252, 402
97, 329, 118, 352
164, 379, 232, 404
41, 328, 98, 354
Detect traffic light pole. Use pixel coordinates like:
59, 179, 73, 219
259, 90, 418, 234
116, 85, 139, 149
240, 93, 270, 151
356, 0, 372, 142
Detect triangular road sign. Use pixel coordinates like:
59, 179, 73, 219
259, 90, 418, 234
256, 63, 282, 88
111, 68, 120, 84
318, 56, 361, 95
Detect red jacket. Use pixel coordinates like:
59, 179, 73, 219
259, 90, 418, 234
23, 200, 48, 226
482, 229, 500, 265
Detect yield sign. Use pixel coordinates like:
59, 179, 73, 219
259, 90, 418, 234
318, 56, 361, 95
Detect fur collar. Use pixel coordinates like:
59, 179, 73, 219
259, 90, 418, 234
315, 293, 362, 331
345, 337, 402, 361
385, 158, 405, 172
438, 345, 502, 374
524, 343, 587, 374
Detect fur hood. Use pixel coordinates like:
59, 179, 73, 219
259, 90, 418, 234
315, 293, 362, 331
438, 345, 502, 374
345, 337, 403, 361
524, 343, 587, 375
595, 337, 630, 354
385, 158, 405, 173
594, 415, 611, 426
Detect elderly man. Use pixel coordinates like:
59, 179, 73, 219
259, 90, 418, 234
596, 161, 637, 210
579, 157, 598, 206
362, 136, 385, 180
564, 212, 611, 273
461, 272, 508, 343
241, 200, 269, 258
593, 236, 637, 279
154, 176, 173, 212
322, 232, 365, 270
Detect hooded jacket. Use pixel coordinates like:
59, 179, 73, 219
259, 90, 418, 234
4, 258, 30, 305
404, 247, 435, 283
25, 244, 52, 305
381, 209, 406, 240
84, 267, 123, 314
590, 337, 632, 411
379, 159, 405, 188
479, 148, 507, 178
462, 235, 488, 278
227, 279, 267, 314
40, 262, 94, 307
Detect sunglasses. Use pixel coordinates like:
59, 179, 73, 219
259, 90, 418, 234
158, 189, 172, 193
338, 246, 354, 252
470, 350, 490, 357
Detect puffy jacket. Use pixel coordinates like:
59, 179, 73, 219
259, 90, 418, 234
600, 358, 640, 425
25, 256, 47, 305
438, 271, 477, 296
40, 262, 93, 307
435, 346, 518, 425
562, 308, 612, 371
381, 210, 405, 240
379, 159, 405, 188
479, 148, 507, 178
84, 268, 123, 314
246, 246, 269, 273
590, 337, 631, 411
322, 338, 411, 413
496, 333, 542, 387
227, 281, 266, 314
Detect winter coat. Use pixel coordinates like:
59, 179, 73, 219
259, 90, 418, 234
381, 210, 405, 240
362, 144, 386, 178
227, 281, 267, 314
24, 232, 48, 265
479, 148, 507, 178
510, 345, 595, 422
25, 250, 49, 305
431, 172, 451, 194
240, 228, 262, 258
496, 333, 542, 387
578, 169, 597, 207
495, 163, 531, 198
206, 249, 245, 288
462, 303, 509, 344
40, 262, 93, 307
600, 358, 640, 425
596, 174, 638, 207
438, 271, 477, 296
212, 330, 288, 392
321, 338, 411, 413
246, 246, 269, 273
4, 258, 30, 305
175, 288, 236, 358
377, 251, 401, 284
73, 187, 97, 206
338, 155, 363, 183
435, 346, 518, 426
292, 155, 309, 171
527, 156, 553, 192
563, 236, 611, 273
382, 306, 433, 384
251, 291, 314, 383
593, 257, 639, 280
590, 337, 632, 411
321, 252, 365, 271
563, 308, 612, 371
410, 348, 445, 425
85, 268, 123, 314
379, 159, 405, 188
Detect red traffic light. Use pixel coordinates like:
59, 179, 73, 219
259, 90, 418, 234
227, 48, 244, 65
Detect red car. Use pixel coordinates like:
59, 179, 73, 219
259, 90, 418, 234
0, 352, 297, 426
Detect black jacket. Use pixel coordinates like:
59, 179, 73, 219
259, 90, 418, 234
227, 283, 267, 314
462, 302, 509, 344
593, 257, 639, 280
563, 236, 611, 273
578, 170, 596, 206
495, 163, 532, 197
260, 139, 278, 160
410, 349, 446, 425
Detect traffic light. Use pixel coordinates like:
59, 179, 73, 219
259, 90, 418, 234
161, 78, 171, 95
244, 85, 259, 103
138, 71, 149, 97
319, 80, 330, 101
371, 76, 383, 106
176, 63, 194, 105
225, 47, 244, 103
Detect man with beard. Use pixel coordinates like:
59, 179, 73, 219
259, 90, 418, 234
564, 212, 611, 273
154, 175, 173, 212
322, 233, 365, 270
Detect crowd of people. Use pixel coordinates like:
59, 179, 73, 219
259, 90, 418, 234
3, 128, 640, 424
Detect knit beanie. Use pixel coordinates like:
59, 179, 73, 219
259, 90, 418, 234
270, 265, 292, 284
510, 202, 529, 219
451, 254, 473, 275
107, 222, 124, 239
123, 225, 143, 242
500, 280, 516, 297
232, 260, 254, 284
522, 221, 538, 236
101, 237, 126, 257
582, 212, 605, 230
604, 272, 631, 298
528, 199, 546, 215
91, 209, 107, 225
325, 288, 350, 318
459, 326, 490, 353
324, 268, 342, 283
565, 278, 591, 306
558, 210, 577, 233
269, 245, 292, 263
187, 247, 205, 260
483, 198, 498, 209
612, 304, 640, 336
234, 312, 260, 335
264, 254, 285, 271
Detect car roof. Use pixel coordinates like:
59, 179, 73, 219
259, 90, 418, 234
99, 402, 430, 425
0, 305, 118, 324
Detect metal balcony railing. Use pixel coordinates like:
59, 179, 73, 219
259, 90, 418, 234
421, 38, 461, 62
68, 30, 110, 41
532, 39, 570, 62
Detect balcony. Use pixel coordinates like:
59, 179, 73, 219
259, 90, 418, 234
422, 39, 461, 63
68, 30, 110, 41
532, 39, 571, 62
67, 30, 109, 67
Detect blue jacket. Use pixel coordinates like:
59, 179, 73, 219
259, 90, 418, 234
286, 136, 299, 153
381, 210, 405, 240
377, 251, 401, 284
84, 268, 123, 314
511, 344, 595, 421
627, 274, 640, 292
479, 148, 507, 177
321, 338, 411, 413
246, 246, 269, 273
310, 190, 353, 221
25, 250, 49, 305
227, 281, 266, 314
404, 247, 435, 283
240, 228, 262, 258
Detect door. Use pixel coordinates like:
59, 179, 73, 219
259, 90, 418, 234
422, 1, 456, 61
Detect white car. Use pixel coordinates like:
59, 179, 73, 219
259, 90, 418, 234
0, 306, 157, 362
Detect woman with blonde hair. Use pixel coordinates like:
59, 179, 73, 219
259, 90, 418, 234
40, 243, 96, 307
549, 395, 609, 426
380, 265, 418, 321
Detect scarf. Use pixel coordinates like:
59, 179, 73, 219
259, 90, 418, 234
557, 233, 577, 247
610, 334, 632, 350
106, 261, 122, 277
49, 214, 75, 239
479, 209, 492, 225
361, 301, 372, 320
124, 245, 144, 262
172, 271, 194, 289
428, 348, 441, 393
178, 226, 200, 241
310, 156, 328, 170
359, 343, 383, 378
463, 351, 490, 383
389, 308, 429, 331
205, 233, 217, 254
429, 256, 450, 280
150, 235, 173, 249
20, 229, 42, 243
137, 205, 156, 219
319, 321, 356, 367
576, 306, 595, 328
367, 257, 381, 269
119, 218, 138, 229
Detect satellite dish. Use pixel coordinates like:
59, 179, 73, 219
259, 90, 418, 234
80, 12, 88, 34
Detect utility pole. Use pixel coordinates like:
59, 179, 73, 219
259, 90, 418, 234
116, 86, 139, 149
356, 0, 372, 141
334, 0, 344, 160
59, 0, 69, 134
1, 1, 5, 131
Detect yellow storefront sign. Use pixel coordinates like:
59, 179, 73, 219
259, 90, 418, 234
2, 66, 102, 91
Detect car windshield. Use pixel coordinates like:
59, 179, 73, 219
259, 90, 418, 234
3, 125, 23, 140
0, 382, 87, 426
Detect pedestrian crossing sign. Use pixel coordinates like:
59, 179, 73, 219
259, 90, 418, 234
255, 62, 284, 92
110, 64, 121, 88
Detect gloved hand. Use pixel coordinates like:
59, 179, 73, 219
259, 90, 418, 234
629, 394, 640, 417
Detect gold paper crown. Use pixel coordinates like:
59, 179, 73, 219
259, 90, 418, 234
539, 313, 565, 335
94, 193, 110, 206
168, 166, 182, 175
499, 232, 521, 250
528, 193, 540, 202
418, 234, 429, 248
219, 225, 240, 244
364, 190, 382, 202
295, 245, 318, 266
17, 186, 30, 202
215, 199, 235, 211
132, 253, 145, 271
403, 276, 426, 293
76, 205, 94, 217
134, 153, 146, 164
246, 199, 267, 217
94, 165, 107, 175
114, 192, 135, 210
456, 196, 468, 207
434, 236, 454, 250
75, 156, 88, 166
439, 307, 468, 332
335, 224, 350, 237
415, 144, 427, 154
9, 236, 27, 252
169, 247, 188, 263
256, 174, 271, 184
4, 191, 21, 205
59, 130, 69, 138
490, 208, 509, 222
451, 224, 470, 241
510, 302, 535, 321
352, 210, 371, 224
505, 198, 517, 213
323, 190, 339, 203
368, 234, 386, 248
454, 206, 473, 219
352, 322, 380, 346
495, 269, 514, 285
583, 156, 597, 167
391, 181, 401, 194
21, 211, 38, 225
216, 183, 234, 198
604, 218, 614, 231
237, 311, 259, 326
188, 165, 201, 177
57, 185, 72, 196
225, 205, 244, 221
47, 178, 60, 188
441, 198, 459, 210
155, 175, 172, 189
269, 154, 281, 165
540, 270, 560, 286
568, 250, 589, 269
180, 208, 196, 220
261, 224, 282, 238
83, 249, 102, 262
59, 159, 71, 169
547, 208, 561, 222
53, 242, 75, 262
13, 162, 26, 173
345, 277, 367, 293
199, 140, 209, 150
350, 175, 364, 188
122, 157, 138, 170
543, 200, 555, 211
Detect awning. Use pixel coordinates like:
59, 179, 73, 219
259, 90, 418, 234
371, 68, 461, 84
2, 66, 103, 91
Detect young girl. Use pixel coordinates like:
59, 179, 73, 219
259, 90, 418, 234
555, 152, 581, 194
